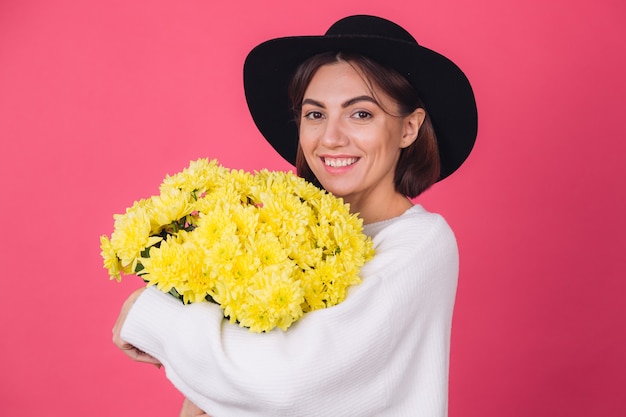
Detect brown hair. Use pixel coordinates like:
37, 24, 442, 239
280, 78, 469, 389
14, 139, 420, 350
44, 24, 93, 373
288, 52, 440, 198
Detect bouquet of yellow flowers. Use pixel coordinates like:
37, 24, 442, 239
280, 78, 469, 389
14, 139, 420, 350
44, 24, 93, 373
100, 159, 374, 332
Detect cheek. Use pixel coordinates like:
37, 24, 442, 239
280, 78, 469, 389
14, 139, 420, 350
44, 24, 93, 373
298, 128, 315, 154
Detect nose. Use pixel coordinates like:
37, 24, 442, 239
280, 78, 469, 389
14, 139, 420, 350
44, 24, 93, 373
320, 116, 348, 148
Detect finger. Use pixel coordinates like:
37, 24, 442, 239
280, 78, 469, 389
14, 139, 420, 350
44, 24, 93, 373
126, 347, 162, 367
115, 339, 162, 366
180, 398, 209, 417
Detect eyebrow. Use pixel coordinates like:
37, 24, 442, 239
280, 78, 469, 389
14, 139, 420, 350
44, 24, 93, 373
301, 95, 379, 109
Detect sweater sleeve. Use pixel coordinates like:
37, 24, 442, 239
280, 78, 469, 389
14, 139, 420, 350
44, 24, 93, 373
120, 207, 458, 417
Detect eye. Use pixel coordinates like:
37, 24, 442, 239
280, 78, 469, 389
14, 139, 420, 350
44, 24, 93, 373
352, 111, 372, 120
304, 111, 324, 120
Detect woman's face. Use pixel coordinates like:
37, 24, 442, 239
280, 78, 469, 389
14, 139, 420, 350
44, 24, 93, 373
299, 61, 422, 208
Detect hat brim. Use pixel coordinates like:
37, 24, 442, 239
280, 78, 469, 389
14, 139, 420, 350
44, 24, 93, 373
244, 34, 478, 180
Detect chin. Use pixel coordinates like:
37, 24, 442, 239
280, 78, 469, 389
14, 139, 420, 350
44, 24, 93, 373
321, 185, 352, 200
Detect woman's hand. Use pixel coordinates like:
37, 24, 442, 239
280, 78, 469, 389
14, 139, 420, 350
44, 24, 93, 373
179, 398, 210, 417
112, 287, 162, 367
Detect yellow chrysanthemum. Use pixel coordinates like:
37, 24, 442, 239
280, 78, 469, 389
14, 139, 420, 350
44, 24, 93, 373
141, 234, 205, 297
100, 235, 122, 281
109, 201, 162, 271
147, 188, 195, 232
160, 158, 227, 195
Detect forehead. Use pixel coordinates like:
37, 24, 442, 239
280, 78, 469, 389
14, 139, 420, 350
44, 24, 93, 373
305, 62, 385, 101
304, 61, 397, 110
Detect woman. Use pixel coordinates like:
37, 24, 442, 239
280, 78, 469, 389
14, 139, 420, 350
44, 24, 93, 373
113, 15, 477, 416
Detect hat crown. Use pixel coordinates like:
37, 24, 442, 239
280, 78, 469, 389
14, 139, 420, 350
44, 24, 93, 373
325, 15, 417, 45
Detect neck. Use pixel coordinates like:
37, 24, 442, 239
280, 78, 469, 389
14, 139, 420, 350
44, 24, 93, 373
347, 192, 413, 225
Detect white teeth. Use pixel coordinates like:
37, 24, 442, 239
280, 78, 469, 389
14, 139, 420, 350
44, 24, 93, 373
324, 157, 358, 167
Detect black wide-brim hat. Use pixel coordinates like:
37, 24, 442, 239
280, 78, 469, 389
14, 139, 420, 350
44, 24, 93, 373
244, 15, 478, 180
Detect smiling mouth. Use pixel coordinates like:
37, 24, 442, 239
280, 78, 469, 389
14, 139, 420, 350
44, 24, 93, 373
322, 157, 359, 167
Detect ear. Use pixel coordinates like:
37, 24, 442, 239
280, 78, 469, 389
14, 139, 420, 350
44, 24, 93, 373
400, 108, 425, 148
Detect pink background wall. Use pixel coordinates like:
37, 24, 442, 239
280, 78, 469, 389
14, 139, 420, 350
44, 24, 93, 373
1, 0, 624, 415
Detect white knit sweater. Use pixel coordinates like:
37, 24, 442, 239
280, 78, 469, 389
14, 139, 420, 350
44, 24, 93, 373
121, 204, 458, 416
